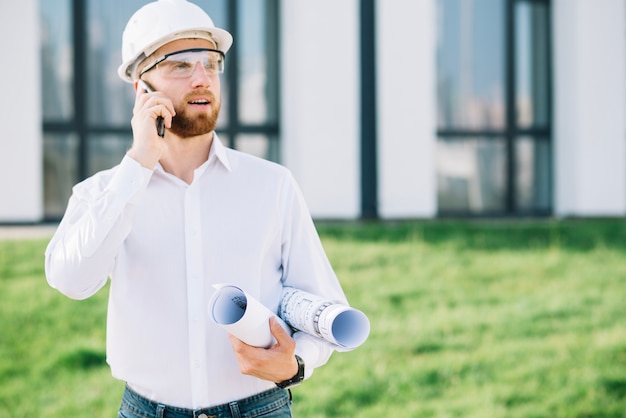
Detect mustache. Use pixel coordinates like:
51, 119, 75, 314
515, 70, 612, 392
183, 90, 217, 103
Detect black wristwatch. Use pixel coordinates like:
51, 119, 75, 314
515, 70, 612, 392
276, 355, 305, 389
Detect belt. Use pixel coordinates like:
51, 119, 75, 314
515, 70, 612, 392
121, 384, 291, 418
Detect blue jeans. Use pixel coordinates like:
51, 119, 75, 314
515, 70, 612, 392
118, 385, 293, 418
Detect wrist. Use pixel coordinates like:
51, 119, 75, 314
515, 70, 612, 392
276, 355, 305, 389
127, 146, 161, 170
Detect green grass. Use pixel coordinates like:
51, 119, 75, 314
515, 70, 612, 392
2, 219, 626, 417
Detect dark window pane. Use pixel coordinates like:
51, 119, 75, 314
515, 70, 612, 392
437, 138, 507, 212
436, 0, 505, 130
201, 0, 230, 128
515, 137, 550, 211
40, 0, 73, 120
87, 135, 133, 175
43, 134, 79, 218
86, 0, 146, 125
237, 0, 279, 124
236, 134, 280, 162
515, 1, 550, 128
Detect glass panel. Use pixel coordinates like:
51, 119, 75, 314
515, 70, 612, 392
216, 133, 231, 148
515, 1, 550, 128
40, 0, 73, 120
436, 0, 505, 130
86, 0, 146, 125
86, 0, 228, 126
218, 76, 230, 129
87, 134, 133, 175
515, 137, 550, 211
236, 134, 279, 162
43, 134, 79, 218
437, 138, 507, 212
237, 0, 278, 124
201, 0, 230, 128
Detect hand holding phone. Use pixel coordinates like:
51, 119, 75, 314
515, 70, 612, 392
139, 80, 166, 138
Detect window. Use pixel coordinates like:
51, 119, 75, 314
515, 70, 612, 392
436, 0, 551, 216
40, 0, 280, 220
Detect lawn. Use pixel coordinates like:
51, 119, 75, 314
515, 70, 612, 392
1, 219, 626, 417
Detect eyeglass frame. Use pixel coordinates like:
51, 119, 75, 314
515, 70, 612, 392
139, 48, 226, 78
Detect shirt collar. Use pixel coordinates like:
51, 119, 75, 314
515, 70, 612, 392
154, 133, 232, 178
209, 133, 232, 172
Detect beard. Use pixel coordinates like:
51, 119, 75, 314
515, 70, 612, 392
169, 91, 221, 138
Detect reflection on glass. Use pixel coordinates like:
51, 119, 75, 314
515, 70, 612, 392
515, 2, 550, 128
40, 0, 73, 120
236, 134, 279, 162
205, 0, 230, 129
87, 0, 147, 125
436, 0, 505, 130
437, 138, 506, 212
43, 134, 78, 218
87, 134, 133, 175
515, 137, 550, 211
217, 134, 231, 148
238, 0, 278, 124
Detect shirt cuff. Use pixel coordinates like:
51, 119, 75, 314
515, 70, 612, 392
293, 331, 334, 380
106, 155, 154, 208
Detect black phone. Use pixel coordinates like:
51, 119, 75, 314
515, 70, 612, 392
139, 80, 166, 138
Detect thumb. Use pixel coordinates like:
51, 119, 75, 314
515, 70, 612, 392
269, 316, 292, 345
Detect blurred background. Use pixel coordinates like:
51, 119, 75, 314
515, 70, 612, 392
0, 0, 624, 222
2, 1, 626, 416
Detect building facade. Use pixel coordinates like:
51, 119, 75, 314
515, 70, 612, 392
1, 0, 625, 222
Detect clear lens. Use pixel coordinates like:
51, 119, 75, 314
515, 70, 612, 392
155, 49, 224, 78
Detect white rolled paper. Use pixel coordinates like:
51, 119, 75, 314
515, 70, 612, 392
208, 284, 291, 348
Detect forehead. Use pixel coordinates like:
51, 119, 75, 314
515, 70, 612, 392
155, 38, 218, 57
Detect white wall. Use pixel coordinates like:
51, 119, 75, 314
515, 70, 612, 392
280, 0, 361, 219
376, 0, 437, 219
0, 0, 43, 222
553, 0, 626, 217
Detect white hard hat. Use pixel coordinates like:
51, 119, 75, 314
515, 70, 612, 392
118, 0, 233, 83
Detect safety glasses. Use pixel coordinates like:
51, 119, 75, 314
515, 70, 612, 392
140, 48, 225, 78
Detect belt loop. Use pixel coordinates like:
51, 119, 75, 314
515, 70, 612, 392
156, 403, 165, 418
228, 401, 241, 418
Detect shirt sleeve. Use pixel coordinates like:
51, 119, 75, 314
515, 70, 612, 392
279, 171, 350, 379
45, 155, 153, 300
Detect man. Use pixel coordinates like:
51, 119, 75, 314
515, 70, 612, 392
44, 1, 349, 416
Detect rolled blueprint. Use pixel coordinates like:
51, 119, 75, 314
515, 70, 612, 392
279, 287, 370, 350
209, 284, 370, 350
208, 284, 291, 348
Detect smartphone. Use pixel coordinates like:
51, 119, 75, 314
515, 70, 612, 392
139, 80, 166, 138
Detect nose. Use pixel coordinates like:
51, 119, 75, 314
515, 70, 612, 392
189, 61, 213, 87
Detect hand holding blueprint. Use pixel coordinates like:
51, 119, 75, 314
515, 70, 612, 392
208, 284, 370, 350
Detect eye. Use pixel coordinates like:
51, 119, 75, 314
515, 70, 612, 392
173, 61, 193, 71
160, 60, 193, 74
204, 59, 219, 70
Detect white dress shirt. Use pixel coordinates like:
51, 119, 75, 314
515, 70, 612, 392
45, 136, 348, 409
